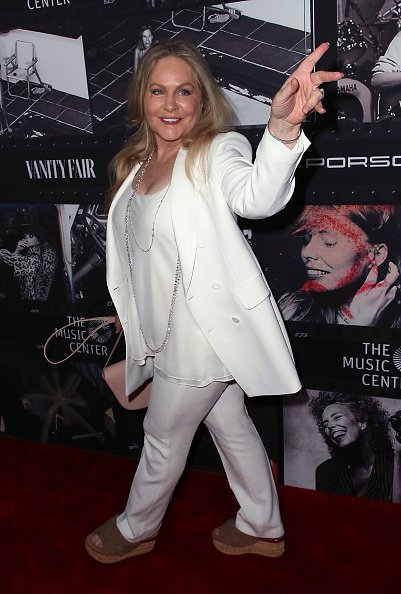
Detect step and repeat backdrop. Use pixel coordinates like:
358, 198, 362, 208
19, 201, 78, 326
1, 0, 399, 503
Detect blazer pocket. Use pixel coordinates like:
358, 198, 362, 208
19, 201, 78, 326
235, 274, 271, 309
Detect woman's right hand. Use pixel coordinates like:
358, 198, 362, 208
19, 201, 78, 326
14, 239, 29, 254
338, 262, 400, 326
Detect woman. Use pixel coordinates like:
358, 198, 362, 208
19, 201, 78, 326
371, 29, 401, 120
278, 205, 401, 326
133, 24, 154, 74
371, 30, 401, 90
309, 391, 401, 502
85, 39, 342, 563
0, 225, 59, 301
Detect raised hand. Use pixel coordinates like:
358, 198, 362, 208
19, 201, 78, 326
269, 42, 343, 143
14, 238, 29, 254
338, 261, 400, 326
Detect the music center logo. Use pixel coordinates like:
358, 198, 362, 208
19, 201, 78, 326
392, 346, 401, 372
54, 316, 111, 356
342, 341, 401, 389
27, 0, 71, 10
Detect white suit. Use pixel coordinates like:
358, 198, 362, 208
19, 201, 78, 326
106, 128, 309, 398
106, 127, 310, 542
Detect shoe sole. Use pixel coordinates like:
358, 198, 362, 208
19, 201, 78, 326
212, 537, 285, 557
85, 538, 156, 564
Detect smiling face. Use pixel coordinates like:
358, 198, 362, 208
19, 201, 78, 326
143, 56, 203, 151
299, 213, 371, 292
322, 403, 366, 448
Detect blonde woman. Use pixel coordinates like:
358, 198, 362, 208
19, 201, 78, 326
85, 39, 342, 564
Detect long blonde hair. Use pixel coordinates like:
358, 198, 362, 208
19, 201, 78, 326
106, 39, 236, 207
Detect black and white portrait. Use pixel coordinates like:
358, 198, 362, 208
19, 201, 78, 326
0, 28, 92, 138
57, 203, 109, 305
85, 0, 310, 135
284, 388, 401, 502
251, 203, 401, 327
0, 204, 65, 302
336, 0, 401, 128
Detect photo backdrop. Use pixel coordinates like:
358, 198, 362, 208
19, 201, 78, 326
1, 0, 399, 503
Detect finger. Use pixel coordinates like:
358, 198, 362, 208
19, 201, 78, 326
355, 265, 379, 295
297, 42, 331, 74
385, 286, 398, 304
276, 77, 299, 103
302, 101, 325, 116
376, 261, 400, 288
311, 70, 344, 86
386, 261, 400, 285
302, 87, 326, 115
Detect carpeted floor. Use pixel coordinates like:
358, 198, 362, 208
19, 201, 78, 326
2, 434, 400, 594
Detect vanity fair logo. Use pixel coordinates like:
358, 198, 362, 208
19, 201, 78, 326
342, 342, 401, 389
306, 156, 401, 169
25, 158, 96, 179
27, 0, 71, 9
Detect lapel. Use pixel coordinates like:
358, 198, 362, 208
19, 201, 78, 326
108, 163, 140, 220
106, 166, 140, 283
170, 147, 199, 292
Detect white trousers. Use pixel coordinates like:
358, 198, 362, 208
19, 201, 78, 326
117, 372, 284, 541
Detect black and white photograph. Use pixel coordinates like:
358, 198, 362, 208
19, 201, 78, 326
85, 0, 310, 136
0, 203, 111, 306
0, 28, 92, 139
0, 204, 67, 303
283, 388, 401, 502
336, 0, 401, 130
251, 203, 401, 328
59, 202, 109, 304
0, 331, 146, 457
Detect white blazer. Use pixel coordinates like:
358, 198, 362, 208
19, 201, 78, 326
106, 128, 310, 397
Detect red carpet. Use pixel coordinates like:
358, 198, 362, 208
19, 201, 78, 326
2, 434, 400, 594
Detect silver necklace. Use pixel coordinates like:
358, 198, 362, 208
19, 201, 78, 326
128, 150, 171, 252
124, 151, 181, 354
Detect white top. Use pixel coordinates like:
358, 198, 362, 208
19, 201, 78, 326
115, 183, 233, 387
372, 31, 401, 76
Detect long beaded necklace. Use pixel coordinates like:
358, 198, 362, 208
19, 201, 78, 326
124, 150, 182, 354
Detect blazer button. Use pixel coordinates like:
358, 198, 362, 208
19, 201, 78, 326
231, 316, 240, 324
212, 282, 221, 290
198, 239, 207, 248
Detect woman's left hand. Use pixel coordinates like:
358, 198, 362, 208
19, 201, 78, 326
269, 42, 343, 139
0, 249, 14, 266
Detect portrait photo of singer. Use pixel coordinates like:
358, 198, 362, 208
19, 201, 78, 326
309, 391, 401, 503
0, 206, 63, 302
84, 39, 342, 564
277, 204, 401, 326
